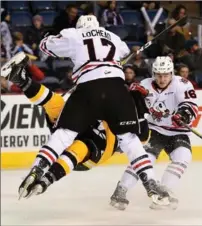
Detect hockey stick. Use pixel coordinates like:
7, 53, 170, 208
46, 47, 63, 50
180, 121, 202, 139
121, 15, 188, 65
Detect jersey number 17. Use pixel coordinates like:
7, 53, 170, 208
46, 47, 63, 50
84, 38, 116, 61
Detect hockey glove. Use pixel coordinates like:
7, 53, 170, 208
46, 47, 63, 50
172, 107, 193, 127
129, 82, 149, 97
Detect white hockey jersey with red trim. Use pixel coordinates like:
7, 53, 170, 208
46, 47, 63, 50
140, 76, 198, 136
40, 27, 130, 84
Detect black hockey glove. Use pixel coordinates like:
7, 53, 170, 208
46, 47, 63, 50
172, 107, 193, 127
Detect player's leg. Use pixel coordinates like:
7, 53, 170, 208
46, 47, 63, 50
111, 129, 163, 210
25, 124, 109, 197
18, 83, 97, 199
103, 78, 170, 207
151, 134, 192, 209
24, 139, 90, 197
2, 55, 91, 170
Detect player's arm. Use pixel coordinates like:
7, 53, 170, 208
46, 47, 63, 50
116, 37, 131, 64
120, 40, 130, 59
15, 68, 65, 124
172, 80, 198, 127
39, 29, 72, 58
29, 84, 65, 124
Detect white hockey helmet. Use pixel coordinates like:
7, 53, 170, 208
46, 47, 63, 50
152, 56, 174, 77
76, 15, 99, 29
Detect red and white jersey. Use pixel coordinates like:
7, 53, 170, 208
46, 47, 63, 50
140, 76, 198, 136
40, 27, 130, 84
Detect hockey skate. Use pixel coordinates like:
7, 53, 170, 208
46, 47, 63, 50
110, 182, 129, 210
150, 185, 178, 210
18, 166, 44, 200
26, 172, 56, 198
1, 52, 29, 80
142, 179, 170, 208
18, 159, 49, 200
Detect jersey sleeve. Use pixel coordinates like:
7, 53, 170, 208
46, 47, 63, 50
39, 31, 71, 58
176, 79, 198, 120
119, 40, 130, 59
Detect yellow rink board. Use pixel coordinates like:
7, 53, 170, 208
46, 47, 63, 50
1, 147, 202, 169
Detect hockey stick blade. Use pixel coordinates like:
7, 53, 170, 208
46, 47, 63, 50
121, 15, 188, 65
180, 121, 202, 139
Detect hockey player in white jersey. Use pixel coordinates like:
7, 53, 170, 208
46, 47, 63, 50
3, 16, 170, 206
110, 56, 198, 210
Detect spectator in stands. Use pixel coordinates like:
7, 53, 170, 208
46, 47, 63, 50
53, 4, 79, 34
1, 8, 13, 59
60, 67, 74, 91
163, 25, 186, 56
84, 3, 94, 16
177, 64, 198, 88
168, 4, 192, 40
142, 1, 160, 10
25, 15, 45, 58
126, 1, 160, 10
12, 32, 35, 57
124, 65, 137, 86
178, 40, 202, 87
128, 46, 151, 79
132, 47, 148, 69
101, 1, 124, 27
167, 52, 175, 62
1, 40, 7, 63
200, 2, 202, 17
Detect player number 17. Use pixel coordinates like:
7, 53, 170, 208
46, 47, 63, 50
84, 38, 116, 61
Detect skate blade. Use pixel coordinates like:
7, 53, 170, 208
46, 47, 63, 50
149, 195, 170, 210
150, 201, 178, 210
110, 200, 127, 211
151, 195, 170, 205
26, 184, 43, 199
18, 175, 35, 200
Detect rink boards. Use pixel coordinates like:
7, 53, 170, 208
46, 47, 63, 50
1, 91, 202, 169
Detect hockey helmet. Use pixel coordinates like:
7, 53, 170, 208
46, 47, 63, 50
152, 56, 174, 77
76, 15, 99, 29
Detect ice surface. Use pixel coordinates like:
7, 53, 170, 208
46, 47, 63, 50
1, 163, 202, 225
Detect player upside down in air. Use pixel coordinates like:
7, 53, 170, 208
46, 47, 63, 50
110, 56, 199, 210
1, 52, 150, 204
2, 15, 171, 208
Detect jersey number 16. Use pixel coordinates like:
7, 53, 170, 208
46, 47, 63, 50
184, 90, 197, 99
84, 38, 116, 61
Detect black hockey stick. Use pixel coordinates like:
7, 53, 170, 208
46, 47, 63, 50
180, 121, 202, 139
121, 15, 188, 65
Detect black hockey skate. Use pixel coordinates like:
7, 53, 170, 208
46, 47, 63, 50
110, 182, 129, 210
28, 172, 56, 198
18, 159, 49, 200
18, 166, 43, 200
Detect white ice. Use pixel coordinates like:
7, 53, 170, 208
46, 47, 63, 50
1, 163, 202, 225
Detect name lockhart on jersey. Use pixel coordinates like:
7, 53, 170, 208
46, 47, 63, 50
82, 29, 111, 41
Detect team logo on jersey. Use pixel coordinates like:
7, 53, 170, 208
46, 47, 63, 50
149, 100, 170, 122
